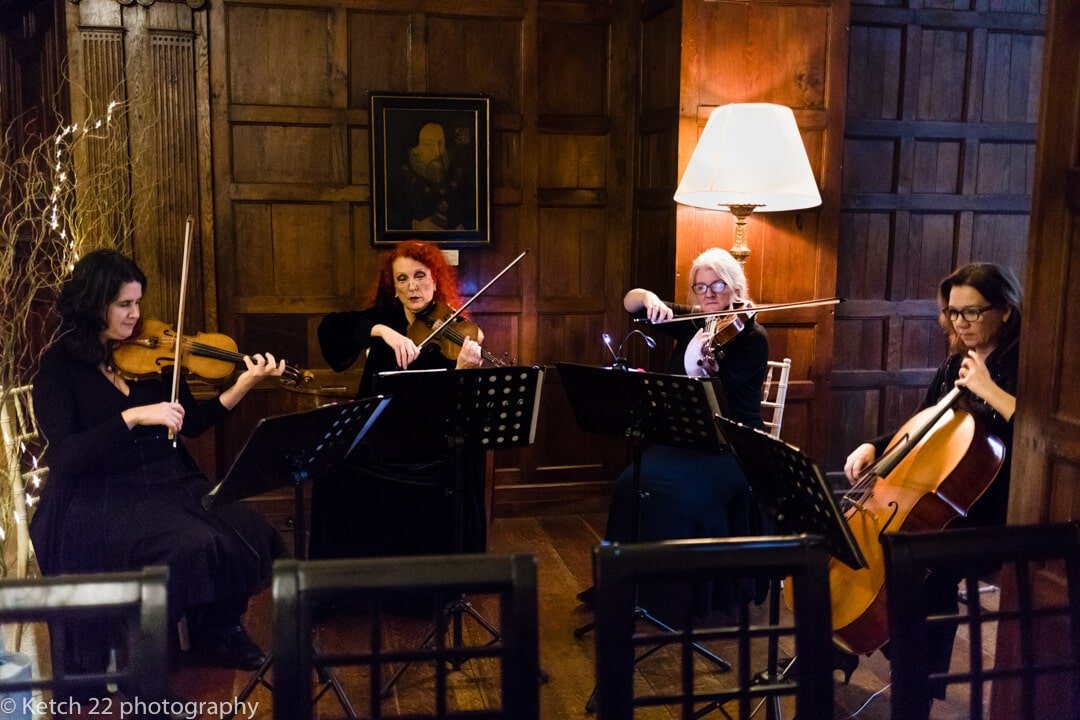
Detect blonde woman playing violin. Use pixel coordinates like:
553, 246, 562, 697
587, 247, 770, 617
623, 247, 768, 424
32, 250, 287, 674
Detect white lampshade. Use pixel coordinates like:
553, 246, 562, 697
674, 103, 822, 212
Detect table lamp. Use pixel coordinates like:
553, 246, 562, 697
674, 103, 822, 265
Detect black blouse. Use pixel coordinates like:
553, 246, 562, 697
871, 340, 1018, 528
637, 304, 769, 429
33, 345, 227, 486
318, 301, 454, 399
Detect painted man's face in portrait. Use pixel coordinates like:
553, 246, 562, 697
409, 122, 449, 184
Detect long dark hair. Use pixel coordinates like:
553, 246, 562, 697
58, 249, 146, 365
938, 262, 1022, 355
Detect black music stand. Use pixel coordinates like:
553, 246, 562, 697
707, 415, 866, 720
372, 366, 545, 695
204, 396, 390, 720
556, 362, 735, 713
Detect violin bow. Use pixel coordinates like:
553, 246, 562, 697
414, 249, 529, 349
169, 216, 195, 445
636, 296, 844, 324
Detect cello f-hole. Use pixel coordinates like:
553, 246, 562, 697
878, 501, 901, 539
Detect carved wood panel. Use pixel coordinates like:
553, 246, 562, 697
64, 1, 214, 327
830, 0, 1046, 484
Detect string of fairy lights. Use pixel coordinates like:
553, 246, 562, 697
1, 98, 125, 556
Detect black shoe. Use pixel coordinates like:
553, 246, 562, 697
576, 586, 595, 607
191, 625, 266, 670
832, 646, 859, 684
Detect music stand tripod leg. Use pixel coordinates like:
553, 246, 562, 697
691, 579, 794, 720
311, 638, 360, 718
580, 432, 731, 714
626, 435, 730, 673
382, 431, 503, 693
634, 607, 732, 671
445, 433, 503, 649
220, 653, 273, 720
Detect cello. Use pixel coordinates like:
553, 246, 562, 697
828, 376, 1008, 655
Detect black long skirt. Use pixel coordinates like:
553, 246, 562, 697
31, 455, 285, 621
605, 445, 766, 621
308, 446, 486, 560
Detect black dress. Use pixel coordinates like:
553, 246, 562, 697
603, 309, 769, 617
30, 345, 286, 639
311, 301, 486, 559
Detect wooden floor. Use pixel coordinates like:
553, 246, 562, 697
16, 513, 996, 719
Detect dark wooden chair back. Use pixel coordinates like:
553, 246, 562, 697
593, 535, 833, 720
0, 566, 169, 705
883, 522, 1080, 719
272, 552, 539, 720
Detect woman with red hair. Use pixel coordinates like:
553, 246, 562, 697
319, 240, 482, 397
312, 240, 485, 558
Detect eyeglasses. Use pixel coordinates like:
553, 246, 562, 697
691, 280, 728, 295
944, 305, 998, 323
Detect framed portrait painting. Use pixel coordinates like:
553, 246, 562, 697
370, 93, 491, 247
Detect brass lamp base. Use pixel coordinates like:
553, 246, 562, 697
727, 203, 763, 265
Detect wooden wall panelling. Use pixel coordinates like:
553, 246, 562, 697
633, 1, 680, 308
206, 1, 639, 516
1, 0, 67, 154
676, 0, 849, 457
66, 6, 131, 255
495, 1, 635, 516
831, 0, 1046, 485
991, 0, 1080, 714
0, 0, 68, 380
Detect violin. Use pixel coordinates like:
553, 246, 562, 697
402, 249, 528, 368
408, 300, 509, 367
111, 318, 314, 387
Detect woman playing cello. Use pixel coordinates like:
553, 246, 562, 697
843, 262, 1022, 708
312, 240, 485, 559
32, 249, 287, 672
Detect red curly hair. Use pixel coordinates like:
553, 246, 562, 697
370, 240, 466, 312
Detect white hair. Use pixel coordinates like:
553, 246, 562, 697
687, 248, 751, 306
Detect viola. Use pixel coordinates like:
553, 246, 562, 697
818, 385, 1006, 654
696, 304, 757, 375
403, 249, 528, 369
111, 318, 314, 387
408, 300, 510, 367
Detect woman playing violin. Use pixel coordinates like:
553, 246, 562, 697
32, 249, 287, 672
626, 247, 769, 424
312, 240, 486, 560
842, 262, 1021, 710
590, 248, 769, 614
319, 240, 482, 398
